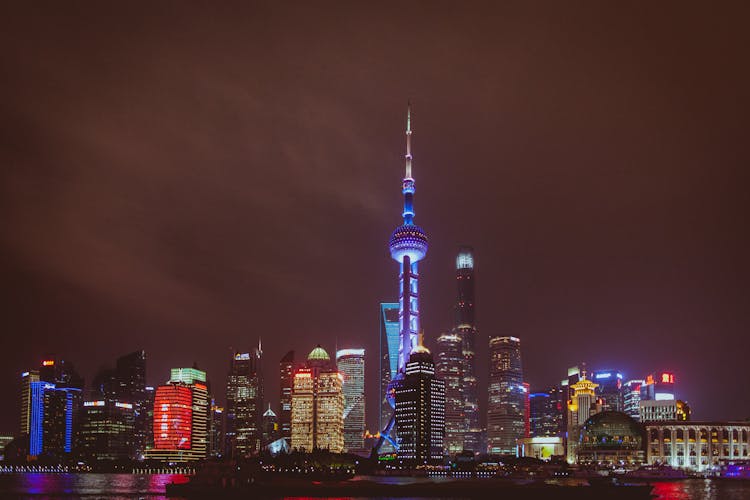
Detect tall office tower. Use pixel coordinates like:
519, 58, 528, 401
394, 344, 445, 465
487, 336, 525, 454
20, 370, 40, 436
435, 332, 464, 455
529, 387, 564, 437
291, 346, 344, 453
225, 344, 263, 457
641, 372, 676, 401
593, 369, 624, 412
566, 372, 600, 463
26, 359, 84, 458
146, 367, 210, 462
379, 303, 400, 432
79, 399, 135, 462
208, 400, 224, 458
115, 350, 148, 459
144, 386, 155, 450
279, 350, 295, 442
523, 382, 531, 438
336, 349, 366, 454
262, 404, 278, 446
454, 247, 481, 452
379, 105, 429, 452
622, 379, 644, 421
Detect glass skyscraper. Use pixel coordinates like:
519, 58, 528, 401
336, 349, 366, 454
435, 331, 463, 454
487, 336, 525, 454
454, 246, 481, 453
379, 302, 400, 432
225, 345, 263, 457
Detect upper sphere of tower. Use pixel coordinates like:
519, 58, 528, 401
389, 224, 428, 263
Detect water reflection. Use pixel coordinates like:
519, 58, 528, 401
5, 473, 188, 499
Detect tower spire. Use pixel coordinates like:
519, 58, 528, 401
405, 103, 412, 179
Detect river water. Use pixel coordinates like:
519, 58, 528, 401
0, 474, 748, 499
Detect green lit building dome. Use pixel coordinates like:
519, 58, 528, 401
307, 345, 330, 361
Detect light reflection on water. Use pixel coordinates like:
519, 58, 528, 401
0, 473, 188, 499
651, 479, 750, 500
1, 474, 749, 499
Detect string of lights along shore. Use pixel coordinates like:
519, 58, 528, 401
6, 107, 750, 474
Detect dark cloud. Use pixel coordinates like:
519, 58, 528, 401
1, 2, 748, 434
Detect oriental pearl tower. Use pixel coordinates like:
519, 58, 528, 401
378, 105, 428, 451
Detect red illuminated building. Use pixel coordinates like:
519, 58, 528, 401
153, 385, 192, 450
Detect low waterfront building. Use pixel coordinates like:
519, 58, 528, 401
645, 421, 750, 472
576, 411, 645, 465
517, 436, 564, 460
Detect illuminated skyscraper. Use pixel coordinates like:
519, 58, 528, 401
208, 400, 224, 458
225, 345, 263, 457
394, 343, 445, 464
115, 350, 148, 459
79, 400, 135, 462
435, 332, 463, 455
19, 370, 40, 437
279, 350, 295, 442
379, 106, 429, 452
336, 349, 366, 454
26, 358, 84, 459
146, 367, 209, 462
592, 369, 624, 412
379, 303, 400, 432
454, 247, 481, 452
622, 379, 644, 421
529, 387, 564, 437
487, 336, 525, 454
291, 346, 344, 453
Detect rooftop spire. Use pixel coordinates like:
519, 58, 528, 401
405, 102, 412, 179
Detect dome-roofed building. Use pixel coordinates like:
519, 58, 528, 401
308, 345, 330, 361
577, 411, 645, 465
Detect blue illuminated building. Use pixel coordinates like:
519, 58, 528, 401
379, 302, 400, 431
378, 106, 429, 452
28, 381, 81, 457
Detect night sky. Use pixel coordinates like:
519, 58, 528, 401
2, 3, 749, 434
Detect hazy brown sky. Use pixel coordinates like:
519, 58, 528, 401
2, 2, 749, 433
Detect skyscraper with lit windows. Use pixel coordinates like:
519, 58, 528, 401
225, 344, 263, 457
291, 346, 344, 453
435, 331, 463, 454
336, 349, 366, 454
454, 246, 481, 452
279, 350, 295, 442
394, 343, 445, 464
145, 367, 209, 462
487, 336, 525, 454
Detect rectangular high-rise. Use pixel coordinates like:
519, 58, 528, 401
145, 367, 209, 462
487, 336, 525, 454
225, 348, 263, 457
290, 346, 344, 453
394, 347, 445, 464
336, 349, 366, 454
435, 332, 464, 455
279, 350, 295, 442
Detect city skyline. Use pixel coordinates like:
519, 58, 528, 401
3, 2, 749, 437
